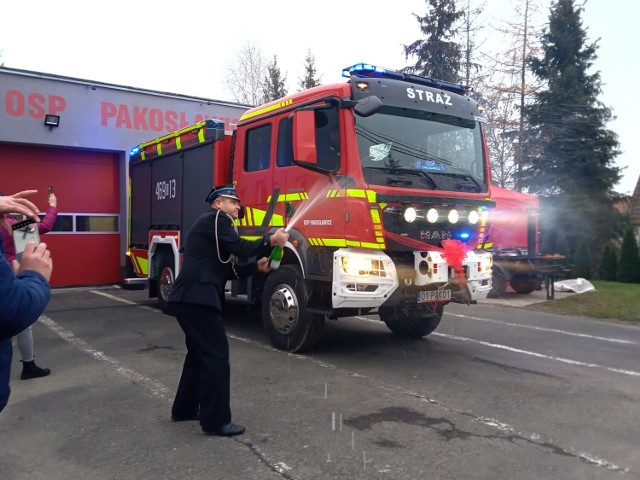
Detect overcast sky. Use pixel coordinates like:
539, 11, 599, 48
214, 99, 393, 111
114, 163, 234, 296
1, 0, 637, 195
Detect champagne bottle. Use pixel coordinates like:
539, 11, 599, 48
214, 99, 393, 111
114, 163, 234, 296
268, 245, 283, 270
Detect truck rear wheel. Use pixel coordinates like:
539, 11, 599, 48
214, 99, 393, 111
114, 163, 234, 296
261, 265, 324, 353
156, 252, 175, 313
510, 278, 537, 294
380, 301, 443, 338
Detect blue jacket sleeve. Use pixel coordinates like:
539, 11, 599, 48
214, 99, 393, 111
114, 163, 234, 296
0, 253, 51, 341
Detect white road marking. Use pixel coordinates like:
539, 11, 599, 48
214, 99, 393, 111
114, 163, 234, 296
354, 316, 640, 378
38, 314, 172, 402
446, 312, 639, 345
91, 289, 158, 312
434, 332, 640, 377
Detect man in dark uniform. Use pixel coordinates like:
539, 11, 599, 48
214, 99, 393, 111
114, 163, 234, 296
168, 184, 288, 436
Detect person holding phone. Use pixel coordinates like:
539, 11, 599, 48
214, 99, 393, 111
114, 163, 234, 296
0, 188, 58, 380
0, 189, 53, 412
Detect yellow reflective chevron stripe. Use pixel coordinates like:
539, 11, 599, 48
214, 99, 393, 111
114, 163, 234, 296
306, 238, 385, 249
240, 99, 294, 121
130, 253, 149, 276
137, 120, 210, 161
476, 210, 489, 249
137, 256, 149, 276
237, 189, 388, 249
237, 207, 284, 228
266, 192, 310, 203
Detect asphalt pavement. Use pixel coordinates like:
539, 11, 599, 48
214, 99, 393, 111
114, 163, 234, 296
1, 285, 636, 480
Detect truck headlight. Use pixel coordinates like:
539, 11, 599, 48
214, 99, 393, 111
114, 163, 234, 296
340, 256, 384, 277
404, 207, 417, 223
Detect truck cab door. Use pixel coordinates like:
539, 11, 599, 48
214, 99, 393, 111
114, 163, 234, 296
234, 122, 280, 234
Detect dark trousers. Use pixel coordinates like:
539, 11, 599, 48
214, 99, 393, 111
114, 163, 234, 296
170, 303, 231, 430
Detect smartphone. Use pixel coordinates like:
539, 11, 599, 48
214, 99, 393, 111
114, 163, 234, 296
48, 184, 53, 195
12, 218, 40, 262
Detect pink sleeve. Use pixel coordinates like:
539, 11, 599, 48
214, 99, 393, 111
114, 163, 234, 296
36, 206, 58, 234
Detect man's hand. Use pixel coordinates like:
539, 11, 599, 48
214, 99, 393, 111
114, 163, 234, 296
0, 190, 41, 223
48, 193, 58, 208
17, 241, 53, 282
270, 228, 289, 247
256, 257, 270, 273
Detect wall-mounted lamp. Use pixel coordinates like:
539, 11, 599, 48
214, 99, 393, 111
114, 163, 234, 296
44, 114, 60, 129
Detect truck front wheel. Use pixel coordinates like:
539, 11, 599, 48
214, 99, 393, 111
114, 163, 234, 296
261, 265, 324, 353
380, 301, 443, 338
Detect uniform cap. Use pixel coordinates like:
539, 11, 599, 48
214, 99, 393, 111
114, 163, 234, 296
205, 185, 240, 204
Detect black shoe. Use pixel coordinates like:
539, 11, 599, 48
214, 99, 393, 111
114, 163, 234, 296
171, 412, 199, 422
20, 360, 51, 380
203, 422, 245, 437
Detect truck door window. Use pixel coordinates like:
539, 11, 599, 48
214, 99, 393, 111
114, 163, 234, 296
315, 108, 341, 171
245, 124, 272, 172
276, 117, 294, 167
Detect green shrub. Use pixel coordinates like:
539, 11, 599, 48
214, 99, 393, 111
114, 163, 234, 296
597, 244, 618, 281
573, 238, 592, 279
618, 227, 640, 283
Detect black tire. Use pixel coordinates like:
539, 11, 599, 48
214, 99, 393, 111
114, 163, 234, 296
261, 265, 324, 353
510, 278, 537, 294
156, 252, 175, 313
380, 301, 443, 338
488, 269, 507, 298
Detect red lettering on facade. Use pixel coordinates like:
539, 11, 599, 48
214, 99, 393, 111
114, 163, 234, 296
115, 105, 133, 129
48, 95, 66, 115
96, 101, 238, 133
5, 90, 24, 116
101, 102, 117, 126
178, 112, 189, 129
165, 111, 178, 132
133, 107, 149, 130
4, 90, 67, 119
149, 109, 163, 132
27, 93, 46, 118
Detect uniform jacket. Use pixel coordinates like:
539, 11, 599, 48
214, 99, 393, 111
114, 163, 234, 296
168, 209, 273, 311
0, 205, 58, 262
0, 242, 51, 412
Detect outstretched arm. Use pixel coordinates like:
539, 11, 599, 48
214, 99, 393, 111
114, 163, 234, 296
0, 244, 52, 341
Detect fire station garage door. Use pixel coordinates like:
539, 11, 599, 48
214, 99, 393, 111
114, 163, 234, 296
0, 143, 120, 287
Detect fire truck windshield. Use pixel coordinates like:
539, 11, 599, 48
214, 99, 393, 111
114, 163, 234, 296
355, 106, 487, 193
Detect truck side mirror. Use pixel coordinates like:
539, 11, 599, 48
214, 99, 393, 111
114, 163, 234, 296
354, 96, 383, 117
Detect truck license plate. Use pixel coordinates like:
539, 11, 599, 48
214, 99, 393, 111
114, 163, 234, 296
416, 289, 452, 303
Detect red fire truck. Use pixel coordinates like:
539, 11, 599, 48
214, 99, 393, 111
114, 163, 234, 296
124, 62, 495, 352
485, 185, 565, 298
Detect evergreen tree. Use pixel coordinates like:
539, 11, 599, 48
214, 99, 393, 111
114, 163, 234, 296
262, 55, 288, 103
617, 226, 640, 283
572, 238, 592, 279
298, 49, 322, 91
459, 0, 485, 89
403, 0, 464, 82
597, 244, 617, 281
519, 0, 622, 258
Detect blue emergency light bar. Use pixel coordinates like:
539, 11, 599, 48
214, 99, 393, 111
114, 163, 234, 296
342, 62, 466, 95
